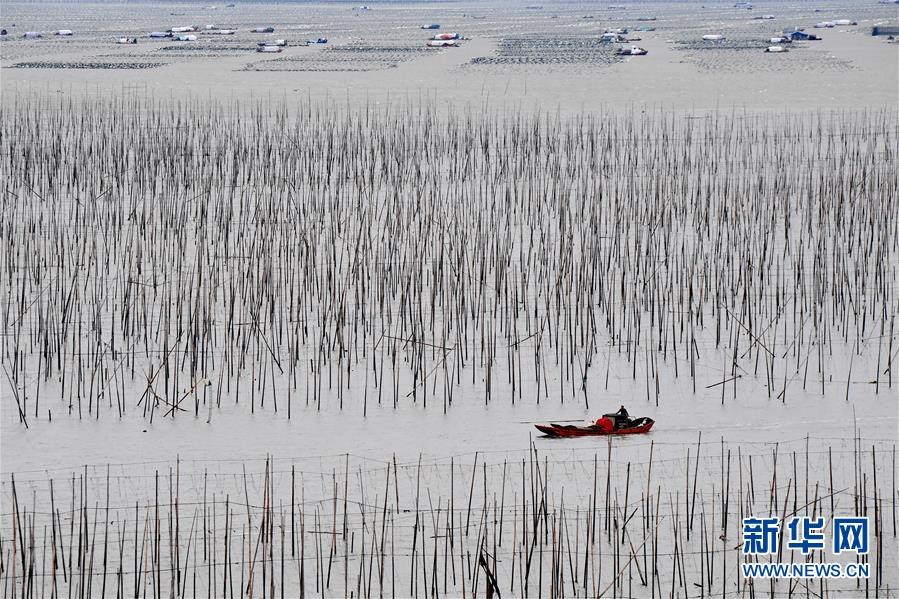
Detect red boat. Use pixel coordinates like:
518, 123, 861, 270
535, 417, 654, 438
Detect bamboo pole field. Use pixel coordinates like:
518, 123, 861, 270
1, 92, 897, 598
1, 436, 895, 598
0, 95, 896, 420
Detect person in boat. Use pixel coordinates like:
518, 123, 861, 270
595, 406, 632, 431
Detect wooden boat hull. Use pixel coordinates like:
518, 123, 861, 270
535, 419, 654, 438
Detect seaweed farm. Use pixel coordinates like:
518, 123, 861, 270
469, 36, 620, 66
1, 93, 896, 596
2, 437, 896, 597
1, 98, 896, 420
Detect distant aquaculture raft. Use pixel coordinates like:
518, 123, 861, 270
0, 97, 895, 425
12, 61, 163, 69
471, 35, 620, 65
249, 43, 430, 71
